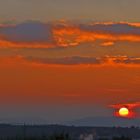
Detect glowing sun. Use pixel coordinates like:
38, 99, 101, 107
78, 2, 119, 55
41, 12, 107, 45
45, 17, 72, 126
119, 107, 129, 117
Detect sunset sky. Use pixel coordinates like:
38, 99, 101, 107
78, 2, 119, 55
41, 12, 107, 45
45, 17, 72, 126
0, 0, 140, 124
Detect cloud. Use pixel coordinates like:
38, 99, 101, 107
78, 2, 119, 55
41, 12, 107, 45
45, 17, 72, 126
53, 23, 140, 47
79, 22, 140, 34
0, 21, 140, 48
110, 102, 140, 109
22, 56, 140, 65
100, 41, 114, 47
25, 56, 102, 65
0, 21, 53, 42
0, 40, 54, 48
1, 55, 140, 67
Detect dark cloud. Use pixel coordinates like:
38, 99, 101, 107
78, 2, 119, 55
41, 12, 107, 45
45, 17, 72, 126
26, 56, 102, 65
24, 56, 140, 65
0, 21, 53, 43
79, 23, 140, 34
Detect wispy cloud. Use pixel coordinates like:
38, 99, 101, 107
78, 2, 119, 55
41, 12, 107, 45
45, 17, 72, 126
4, 55, 140, 66
110, 102, 140, 109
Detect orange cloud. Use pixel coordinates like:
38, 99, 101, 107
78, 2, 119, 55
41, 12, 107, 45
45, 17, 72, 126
1, 32, 140, 49
0, 39, 55, 48
90, 22, 140, 27
52, 26, 140, 47
101, 41, 114, 47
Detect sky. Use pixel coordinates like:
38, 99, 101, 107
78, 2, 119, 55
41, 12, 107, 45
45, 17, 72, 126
0, 0, 140, 22
0, 0, 140, 125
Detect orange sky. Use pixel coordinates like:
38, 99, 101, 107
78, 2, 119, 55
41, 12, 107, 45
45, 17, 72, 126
0, 56, 140, 105
0, 21, 140, 123
0, 0, 140, 125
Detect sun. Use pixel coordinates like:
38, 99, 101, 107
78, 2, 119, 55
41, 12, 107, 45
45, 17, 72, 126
119, 107, 129, 117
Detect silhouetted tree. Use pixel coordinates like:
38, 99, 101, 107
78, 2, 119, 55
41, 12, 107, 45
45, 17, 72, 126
112, 136, 132, 140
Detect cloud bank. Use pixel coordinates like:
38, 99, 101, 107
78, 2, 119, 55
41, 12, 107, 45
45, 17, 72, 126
1, 21, 140, 48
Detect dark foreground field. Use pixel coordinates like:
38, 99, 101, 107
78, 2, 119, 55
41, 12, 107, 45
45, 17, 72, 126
0, 124, 139, 140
